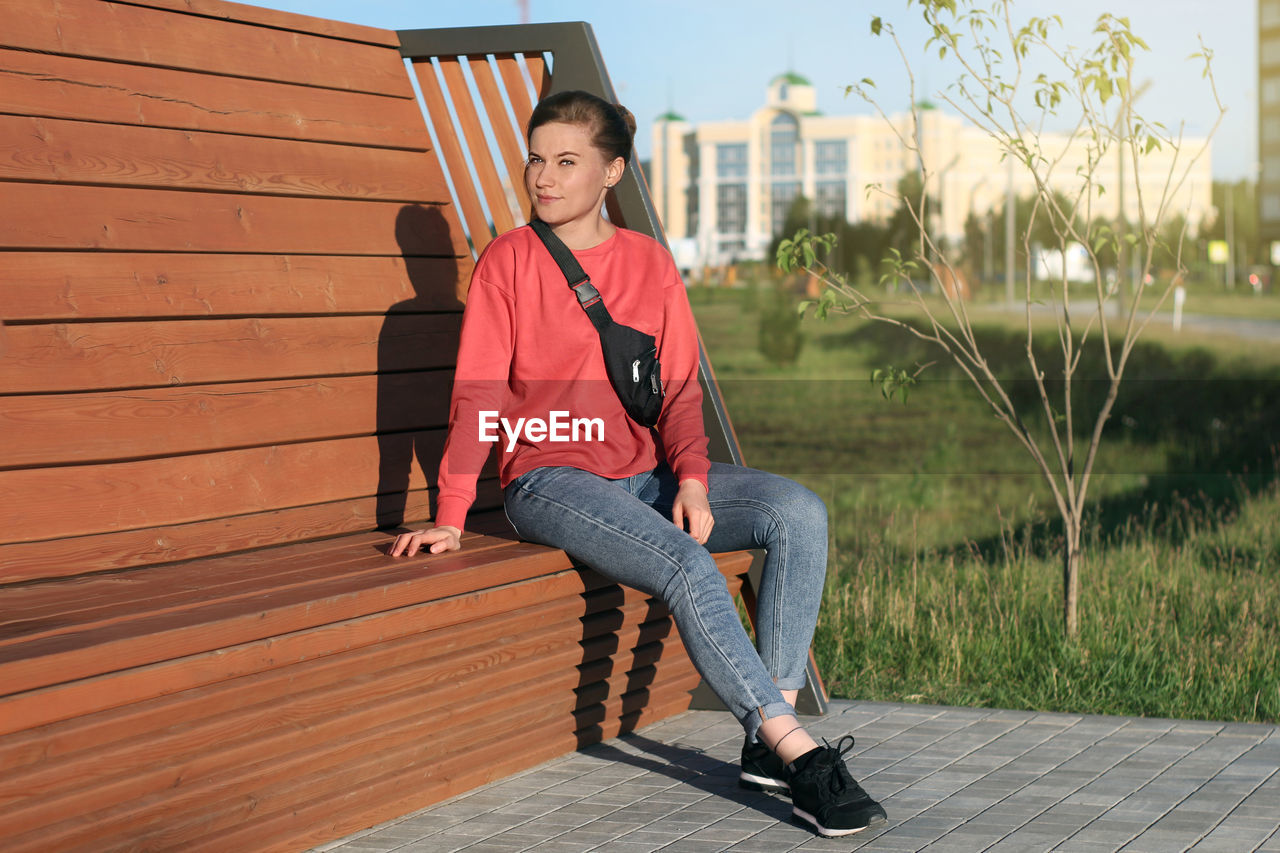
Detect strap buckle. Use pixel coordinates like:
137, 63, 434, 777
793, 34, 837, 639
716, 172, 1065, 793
571, 279, 601, 308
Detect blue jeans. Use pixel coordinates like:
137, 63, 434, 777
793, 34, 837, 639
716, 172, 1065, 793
503, 461, 827, 743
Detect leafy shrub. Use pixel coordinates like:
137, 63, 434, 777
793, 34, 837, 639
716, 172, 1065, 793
758, 286, 805, 367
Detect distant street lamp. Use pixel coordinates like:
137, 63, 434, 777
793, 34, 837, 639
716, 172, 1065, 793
1114, 79, 1151, 314
1005, 156, 1015, 305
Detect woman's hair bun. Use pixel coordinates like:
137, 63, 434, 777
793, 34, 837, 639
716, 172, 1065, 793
614, 103, 637, 141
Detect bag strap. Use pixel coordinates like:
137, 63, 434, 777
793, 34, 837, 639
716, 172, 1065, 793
529, 219, 612, 332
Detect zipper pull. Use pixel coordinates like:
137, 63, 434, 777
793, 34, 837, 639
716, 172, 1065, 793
632, 359, 640, 383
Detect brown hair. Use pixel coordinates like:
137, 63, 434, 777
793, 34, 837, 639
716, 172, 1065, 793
527, 90, 636, 164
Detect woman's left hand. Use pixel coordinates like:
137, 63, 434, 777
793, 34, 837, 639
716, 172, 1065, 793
672, 479, 714, 545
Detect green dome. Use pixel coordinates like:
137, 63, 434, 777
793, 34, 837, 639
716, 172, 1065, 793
771, 71, 812, 87
655, 110, 686, 122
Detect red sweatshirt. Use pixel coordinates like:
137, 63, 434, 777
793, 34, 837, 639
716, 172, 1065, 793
433, 225, 711, 531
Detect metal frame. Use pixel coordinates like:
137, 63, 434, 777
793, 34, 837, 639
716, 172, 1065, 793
398, 23, 826, 716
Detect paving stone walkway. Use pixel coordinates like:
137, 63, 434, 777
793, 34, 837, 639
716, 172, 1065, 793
313, 700, 1280, 853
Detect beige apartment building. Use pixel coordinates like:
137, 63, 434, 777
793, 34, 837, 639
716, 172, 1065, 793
1261, 0, 1280, 264
649, 72, 1214, 269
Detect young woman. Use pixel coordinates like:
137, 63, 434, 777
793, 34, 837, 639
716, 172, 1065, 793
390, 90, 886, 838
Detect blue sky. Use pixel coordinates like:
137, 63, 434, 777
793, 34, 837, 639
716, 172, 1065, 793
253, 0, 1255, 181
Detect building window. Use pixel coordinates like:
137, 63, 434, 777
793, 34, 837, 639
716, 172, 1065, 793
1264, 0, 1280, 27
684, 137, 700, 237
1262, 192, 1280, 222
771, 181, 801, 235
717, 183, 747, 234
1264, 35, 1280, 66
716, 144, 747, 179
814, 140, 847, 176
770, 113, 799, 177
1265, 155, 1280, 183
815, 180, 846, 219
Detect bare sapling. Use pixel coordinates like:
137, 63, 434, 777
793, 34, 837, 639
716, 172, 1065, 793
778, 0, 1224, 636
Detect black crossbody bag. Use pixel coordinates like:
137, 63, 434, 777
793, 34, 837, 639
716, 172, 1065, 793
529, 219, 664, 428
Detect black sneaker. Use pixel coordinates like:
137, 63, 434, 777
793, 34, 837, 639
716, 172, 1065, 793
786, 736, 887, 837
738, 737, 789, 794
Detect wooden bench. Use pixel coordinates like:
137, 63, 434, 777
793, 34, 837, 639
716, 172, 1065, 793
0, 2, 823, 850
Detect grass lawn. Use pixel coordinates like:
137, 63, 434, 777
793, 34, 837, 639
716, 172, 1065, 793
1136, 289, 1280, 321
692, 283, 1280, 723
960, 277, 1280, 322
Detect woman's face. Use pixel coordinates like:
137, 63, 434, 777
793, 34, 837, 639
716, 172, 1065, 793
525, 121, 624, 231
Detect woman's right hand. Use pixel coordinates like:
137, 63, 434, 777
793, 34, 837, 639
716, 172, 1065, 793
389, 525, 462, 557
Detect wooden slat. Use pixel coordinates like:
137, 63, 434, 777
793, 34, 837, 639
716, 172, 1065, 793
255, 690, 696, 853
9, 656, 700, 852
7, 604, 701, 845
0, 537, 577, 696
1, 589, 673, 748
109, 0, 399, 47
0, 532, 518, 647
1, 605, 682, 824
0, 486, 451, 584
244, 670, 698, 853
0, 476, 510, 587
0, 48, 429, 149
0, 527, 576, 666
2, 0, 412, 97
0, 541, 575, 735
525, 52, 551, 100
471, 55, 532, 220
0, 314, 460, 394
5, 636, 696, 848
0, 578, 642, 769
0, 548, 739, 667
0, 115, 450, 201
0, 183, 469, 256
1, 253, 470, 322
0, 584, 540, 768
438, 57, 517, 235
126, 658, 698, 852
0, 552, 686, 746
0, 603, 678, 825
1, 372, 452, 468
0, 558, 743, 837
496, 54, 537, 132
411, 60, 493, 254
0, 551, 743, 741
0, 433, 449, 544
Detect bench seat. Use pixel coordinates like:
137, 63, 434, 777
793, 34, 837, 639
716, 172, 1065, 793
0, 511, 753, 851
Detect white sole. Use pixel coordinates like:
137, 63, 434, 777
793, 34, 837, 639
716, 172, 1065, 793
738, 770, 789, 793
792, 806, 884, 837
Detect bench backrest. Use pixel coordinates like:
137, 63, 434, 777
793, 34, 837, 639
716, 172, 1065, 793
0, 1, 744, 587
1, 0, 480, 583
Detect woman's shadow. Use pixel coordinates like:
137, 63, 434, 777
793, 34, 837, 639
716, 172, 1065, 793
375, 204, 464, 533
586, 732, 792, 819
